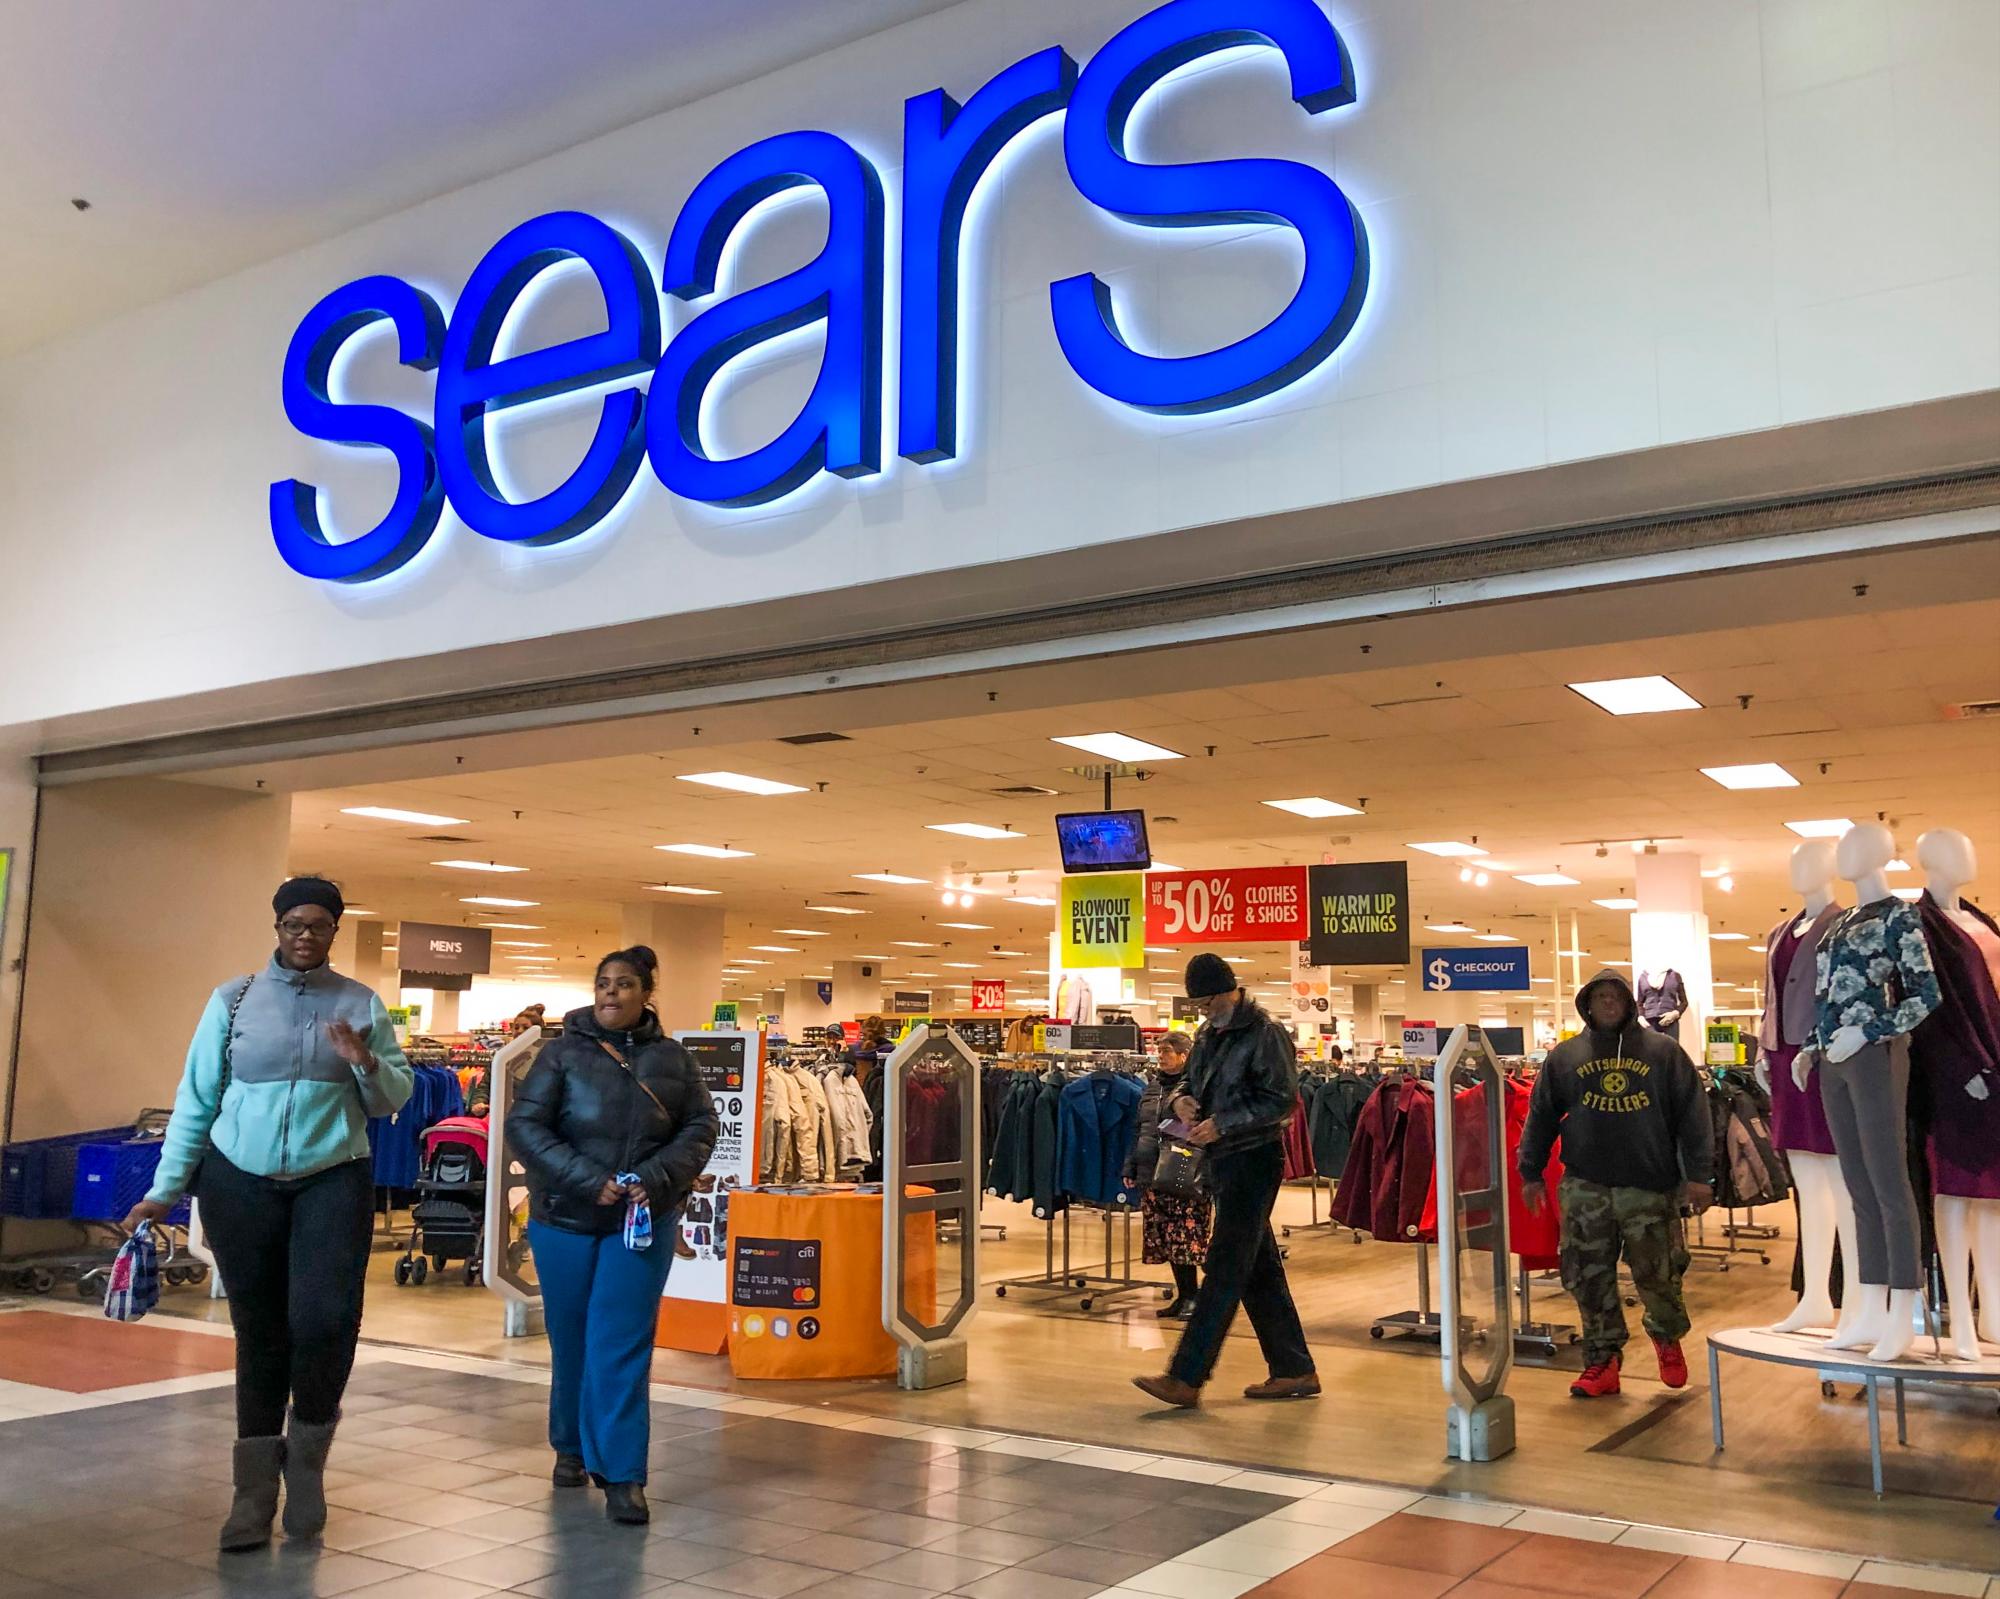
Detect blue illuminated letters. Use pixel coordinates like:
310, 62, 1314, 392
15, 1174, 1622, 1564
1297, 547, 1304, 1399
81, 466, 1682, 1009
270, 0, 1367, 581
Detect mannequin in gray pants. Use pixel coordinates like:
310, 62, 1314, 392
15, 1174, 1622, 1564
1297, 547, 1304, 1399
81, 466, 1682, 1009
1817, 1036, 1921, 1289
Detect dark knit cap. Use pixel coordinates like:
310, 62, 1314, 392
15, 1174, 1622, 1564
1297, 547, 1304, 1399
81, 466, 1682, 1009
273, 876, 344, 921
1183, 952, 1238, 1000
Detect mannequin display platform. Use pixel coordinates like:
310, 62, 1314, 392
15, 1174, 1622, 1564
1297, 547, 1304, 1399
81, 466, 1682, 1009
1912, 826, 2000, 1360
1806, 823, 1941, 1361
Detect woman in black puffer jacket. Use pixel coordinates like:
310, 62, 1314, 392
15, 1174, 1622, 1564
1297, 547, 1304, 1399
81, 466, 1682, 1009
507, 946, 719, 1525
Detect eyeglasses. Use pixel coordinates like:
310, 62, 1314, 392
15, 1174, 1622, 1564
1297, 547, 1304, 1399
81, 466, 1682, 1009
278, 919, 338, 939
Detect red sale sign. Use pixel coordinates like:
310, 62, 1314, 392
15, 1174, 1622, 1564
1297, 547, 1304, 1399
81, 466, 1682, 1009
1146, 867, 1309, 944
971, 979, 1007, 1012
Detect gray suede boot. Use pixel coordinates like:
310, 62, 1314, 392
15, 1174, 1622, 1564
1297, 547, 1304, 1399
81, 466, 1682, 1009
280, 1411, 338, 1540
219, 1436, 286, 1551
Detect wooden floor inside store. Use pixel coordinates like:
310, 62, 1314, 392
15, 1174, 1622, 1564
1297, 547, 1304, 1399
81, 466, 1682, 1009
154, 1183, 2000, 1574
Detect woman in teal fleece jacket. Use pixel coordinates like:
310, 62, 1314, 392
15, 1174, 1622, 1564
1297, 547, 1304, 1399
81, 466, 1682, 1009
126, 877, 412, 1553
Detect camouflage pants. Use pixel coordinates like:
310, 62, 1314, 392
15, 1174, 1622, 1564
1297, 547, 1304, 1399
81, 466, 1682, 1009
1558, 1176, 1691, 1364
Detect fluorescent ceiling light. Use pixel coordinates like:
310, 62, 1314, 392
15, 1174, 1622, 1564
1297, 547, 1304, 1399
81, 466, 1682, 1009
1748, 944, 1768, 953
808, 905, 868, 915
1700, 763, 1798, 790
993, 949, 1031, 957
1886, 859, 1910, 873
1411, 842, 1485, 858
461, 896, 538, 908
1425, 923, 1474, 933
1008, 895, 1057, 907
1263, 797, 1364, 819
677, 771, 808, 797
1144, 946, 1180, 954
733, 959, 772, 966
1568, 676, 1701, 715
858, 954, 896, 960
892, 941, 936, 948
749, 945, 801, 954
1602, 960, 1632, 968
658, 843, 754, 859
903, 970, 938, 977
1052, 733, 1185, 762
1532, 977, 1554, 984
1514, 873, 1579, 887
773, 929, 830, 938
1473, 933, 1515, 943
1710, 932, 1748, 941
1785, 818, 1854, 838
496, 941, 549, 948
1893, 887, 1924, 902
344, 909, 378, 917
937, 922, 992, 931
1557, 948, 1590, 957
1593, 897, 1639, 911
475, 921, 543, 930
855, 872, 928, 886
941, 963, 979, 970
927, 822, 1027, 840
433, 860, 527, 874
650, 884, 721, 896
341, 805, 470, 827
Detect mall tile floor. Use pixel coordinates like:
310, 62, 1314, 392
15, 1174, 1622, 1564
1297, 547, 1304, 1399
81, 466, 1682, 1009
0, 1309, 1994, 1599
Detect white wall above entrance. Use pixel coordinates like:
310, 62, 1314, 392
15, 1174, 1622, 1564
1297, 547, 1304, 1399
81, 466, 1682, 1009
0, 0, 1994, 737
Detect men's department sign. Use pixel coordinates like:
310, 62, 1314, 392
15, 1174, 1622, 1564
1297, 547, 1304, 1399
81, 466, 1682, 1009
1306, 862, 1410, 966
270, 0, 1369, 582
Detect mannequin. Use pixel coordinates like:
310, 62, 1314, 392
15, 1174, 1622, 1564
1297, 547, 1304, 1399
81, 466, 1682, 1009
1804, 822, 1940, 1360
1913, 827, 2000, 1360
1762, 842, 1860, 1336
1637, 968, 1687, 1036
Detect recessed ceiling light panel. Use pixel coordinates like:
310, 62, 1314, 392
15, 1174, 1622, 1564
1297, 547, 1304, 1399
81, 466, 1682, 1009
658, 843, 754, 859
342, 805, 471, 827
1568, 675, 1701, 715
1263, 797, 1363, 819
1700, 763, 1798, 790
1784, 819, 1855, 838
1410, 842, 1485, 858
1051, 733, 1185, 762
927, 822, 1027, 840
1514, 873, 1579, 887
676, 772, 808, 796
855, 872, 929, 886
432, 859, 527, 873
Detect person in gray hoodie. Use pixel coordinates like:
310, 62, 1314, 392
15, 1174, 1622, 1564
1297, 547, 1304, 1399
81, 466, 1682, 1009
1519, 969, 1713, 1398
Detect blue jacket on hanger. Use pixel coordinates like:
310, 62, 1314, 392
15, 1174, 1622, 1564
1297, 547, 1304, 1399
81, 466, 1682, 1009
1057, 1069, 1144, 1208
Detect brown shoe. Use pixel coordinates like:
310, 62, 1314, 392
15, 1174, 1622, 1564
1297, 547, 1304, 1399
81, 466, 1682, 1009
1132, 1373, 1201, 1409
1243, 1374, 1322, 1401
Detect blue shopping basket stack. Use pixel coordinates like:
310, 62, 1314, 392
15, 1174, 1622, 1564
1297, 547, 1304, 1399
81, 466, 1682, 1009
0, 1126, 133, 1220
71, 1139, 188, 1227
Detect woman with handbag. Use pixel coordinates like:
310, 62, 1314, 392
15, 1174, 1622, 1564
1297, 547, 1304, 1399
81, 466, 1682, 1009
1126, 1031, 1211, 1320
506, 945, 719, 1525
124, 877, 414, 1551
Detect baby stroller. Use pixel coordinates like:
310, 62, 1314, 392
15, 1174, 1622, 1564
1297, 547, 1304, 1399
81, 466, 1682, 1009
396, 1116, 488, 1287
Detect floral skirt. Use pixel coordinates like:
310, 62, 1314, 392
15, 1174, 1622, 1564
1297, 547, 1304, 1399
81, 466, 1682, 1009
1142, 1188, 1213, 1267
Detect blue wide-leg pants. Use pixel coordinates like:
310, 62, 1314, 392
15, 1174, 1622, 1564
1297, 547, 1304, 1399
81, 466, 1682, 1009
527, 1220, 674, 1486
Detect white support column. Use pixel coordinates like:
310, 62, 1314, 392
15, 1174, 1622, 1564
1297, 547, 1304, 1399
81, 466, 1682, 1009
1350, 983, 1382, 1045
830, 960, 884, 1022
1629, 851, 1713, 1051
622, 902, 726, 1034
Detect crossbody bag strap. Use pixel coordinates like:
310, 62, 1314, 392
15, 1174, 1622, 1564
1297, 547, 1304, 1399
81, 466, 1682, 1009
217, 975, 255, 1102
595, 1038, 671, 1120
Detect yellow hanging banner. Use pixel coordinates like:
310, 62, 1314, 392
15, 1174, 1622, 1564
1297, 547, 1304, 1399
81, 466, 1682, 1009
1060, 873, 1145, 968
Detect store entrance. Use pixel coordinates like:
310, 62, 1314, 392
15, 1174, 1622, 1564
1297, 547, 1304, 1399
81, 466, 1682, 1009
15, 554, 2000, 1567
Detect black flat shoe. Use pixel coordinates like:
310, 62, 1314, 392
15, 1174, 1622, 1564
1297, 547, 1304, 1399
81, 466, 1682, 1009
552, 1453, 587, 1488
604, 1483, 649, 1525
1155, 1297, 1189, 1320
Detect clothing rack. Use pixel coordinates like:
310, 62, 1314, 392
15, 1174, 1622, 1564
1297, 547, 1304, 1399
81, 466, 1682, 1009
990, 1201, 1165, 1315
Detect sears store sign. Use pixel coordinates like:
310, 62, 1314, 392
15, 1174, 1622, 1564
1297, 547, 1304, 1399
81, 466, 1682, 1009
1422, 947, 1531, 993
270, 0, 1370, 582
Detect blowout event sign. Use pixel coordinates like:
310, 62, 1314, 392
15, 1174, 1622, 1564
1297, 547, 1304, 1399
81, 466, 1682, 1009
1306, 862, 1410, 966
1146, 867, 1308, 944
1061, 873, 1145, 968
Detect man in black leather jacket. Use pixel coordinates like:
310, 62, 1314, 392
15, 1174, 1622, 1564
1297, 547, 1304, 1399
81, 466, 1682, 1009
1135, 953, 1318, 1409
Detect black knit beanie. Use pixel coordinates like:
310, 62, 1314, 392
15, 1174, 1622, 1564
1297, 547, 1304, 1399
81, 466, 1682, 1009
1183, 952, 1238, 1000
273, 876, 344, 921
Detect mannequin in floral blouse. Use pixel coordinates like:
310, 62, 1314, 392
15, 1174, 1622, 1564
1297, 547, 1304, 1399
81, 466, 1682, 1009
1803, 823, 1941, 1361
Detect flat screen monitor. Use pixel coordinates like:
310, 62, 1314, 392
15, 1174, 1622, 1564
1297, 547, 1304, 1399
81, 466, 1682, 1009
1055, 809, 1151, 873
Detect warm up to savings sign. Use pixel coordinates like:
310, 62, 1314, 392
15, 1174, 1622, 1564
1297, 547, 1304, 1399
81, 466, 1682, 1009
1146, 868, 1309, 944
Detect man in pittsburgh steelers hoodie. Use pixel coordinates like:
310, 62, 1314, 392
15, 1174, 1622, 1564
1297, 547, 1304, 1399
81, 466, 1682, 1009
1519, 969, 1714, 1397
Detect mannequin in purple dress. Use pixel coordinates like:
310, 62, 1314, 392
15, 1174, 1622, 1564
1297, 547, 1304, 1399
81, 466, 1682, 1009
1913, 827, 2000, 1360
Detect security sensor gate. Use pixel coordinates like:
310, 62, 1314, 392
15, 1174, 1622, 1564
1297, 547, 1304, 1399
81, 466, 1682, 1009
882, 1025, 981, 1390
484, 1025, 552, 1336
1435, 1024, 1517, 1461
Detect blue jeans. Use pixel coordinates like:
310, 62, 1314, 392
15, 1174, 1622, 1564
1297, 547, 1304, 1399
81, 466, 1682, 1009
528, 1220, 674, 1485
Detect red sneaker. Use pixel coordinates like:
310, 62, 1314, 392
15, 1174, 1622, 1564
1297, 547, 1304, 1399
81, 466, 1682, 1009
1652, 1336, 1688, 1390
1569, 1357, 1621, 1398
